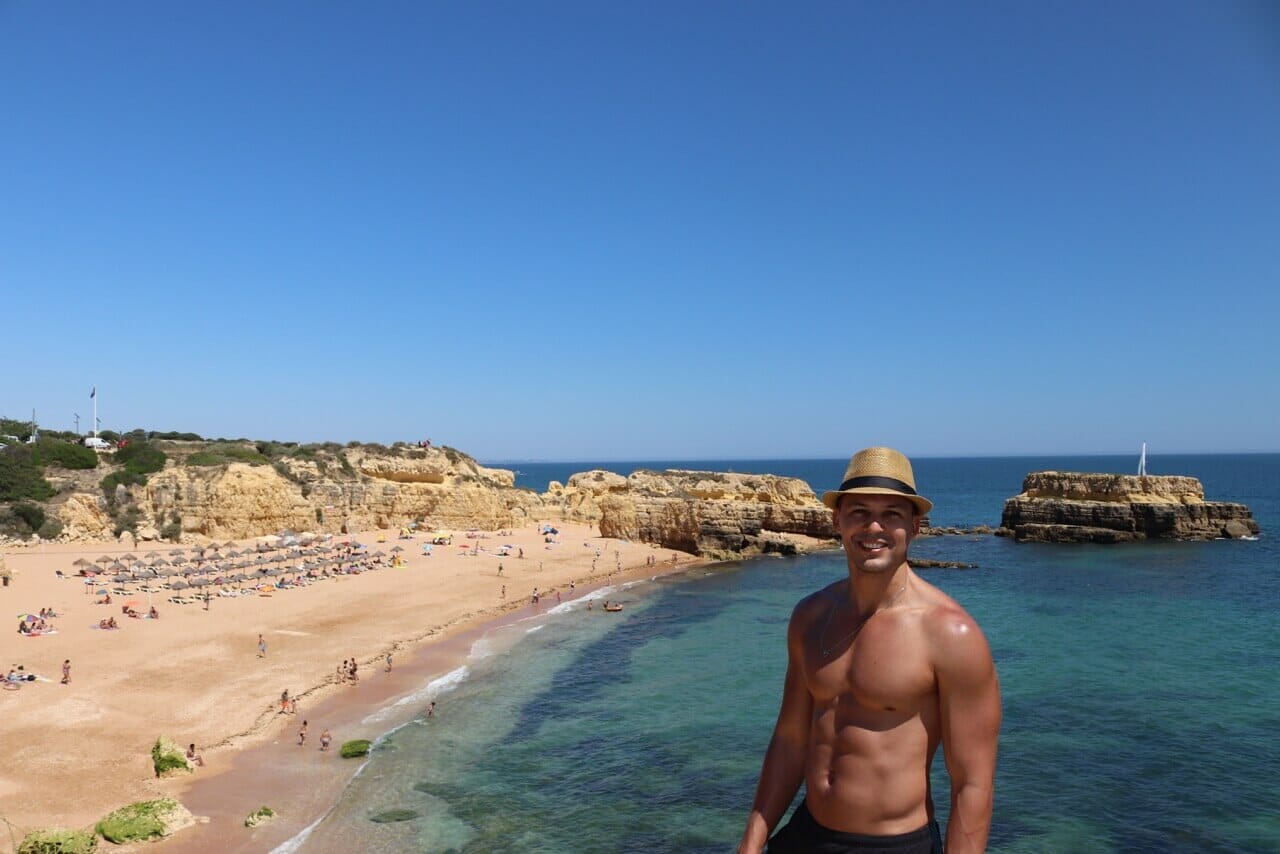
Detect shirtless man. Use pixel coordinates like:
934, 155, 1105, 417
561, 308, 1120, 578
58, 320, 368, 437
739, 447, 1000, 854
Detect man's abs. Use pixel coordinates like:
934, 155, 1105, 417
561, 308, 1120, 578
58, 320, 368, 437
802, 721, 935, 836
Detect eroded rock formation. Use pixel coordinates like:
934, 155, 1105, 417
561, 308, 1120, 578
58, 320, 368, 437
47, 451, 836, 558
997, 472, 1259, 543
591, 469, 835, 557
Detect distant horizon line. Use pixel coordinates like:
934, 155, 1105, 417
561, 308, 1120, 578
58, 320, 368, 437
483, 450, 1280, 465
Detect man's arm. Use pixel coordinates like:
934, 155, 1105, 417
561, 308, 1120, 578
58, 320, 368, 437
935, 609, 1001, 854
738, 606, 814, 854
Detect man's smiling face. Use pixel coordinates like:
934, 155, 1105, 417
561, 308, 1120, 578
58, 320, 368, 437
832, 493, 919, 575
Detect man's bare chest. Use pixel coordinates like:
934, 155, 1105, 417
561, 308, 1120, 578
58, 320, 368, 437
803, 614, 935, 713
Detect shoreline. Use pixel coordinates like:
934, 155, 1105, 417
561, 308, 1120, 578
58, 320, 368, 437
158, 562, 695, 853
0, 524, 734, 849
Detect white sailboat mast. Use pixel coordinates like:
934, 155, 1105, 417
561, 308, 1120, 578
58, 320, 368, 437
1137, 442, 1147, 476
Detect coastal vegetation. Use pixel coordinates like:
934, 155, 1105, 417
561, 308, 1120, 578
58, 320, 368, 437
30, 438, 98, 470
0, 446, 56, 503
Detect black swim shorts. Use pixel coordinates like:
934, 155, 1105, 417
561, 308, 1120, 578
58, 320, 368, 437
766, 800, 942, 854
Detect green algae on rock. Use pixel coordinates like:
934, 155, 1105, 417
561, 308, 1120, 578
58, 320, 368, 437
244, 806, 276, 828
340, 739, 372, 758
94, 798, 191, 844
150, 737, 191, 778
17, 828, 97, 854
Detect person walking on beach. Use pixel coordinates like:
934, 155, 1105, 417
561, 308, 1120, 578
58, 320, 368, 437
385, 653, 393, 673
738, 447, 1001, 854
320, 729, 331, 751
257, 634, 267, 658
61, 659, 70, 684
298, 720, 308, 745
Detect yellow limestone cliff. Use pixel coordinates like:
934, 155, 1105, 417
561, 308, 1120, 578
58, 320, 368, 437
48, 447, 835, 555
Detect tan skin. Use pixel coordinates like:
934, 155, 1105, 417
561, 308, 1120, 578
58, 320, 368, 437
739, 493, 1001, 853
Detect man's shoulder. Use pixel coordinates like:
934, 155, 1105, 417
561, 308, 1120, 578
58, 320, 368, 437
917, 593, 994, 675
791, 580, 843, 619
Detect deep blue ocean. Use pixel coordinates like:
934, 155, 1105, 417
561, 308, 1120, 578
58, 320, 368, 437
289, 455, 1280, 853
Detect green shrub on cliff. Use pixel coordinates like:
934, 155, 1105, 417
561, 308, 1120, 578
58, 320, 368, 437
31, 438, 98, 470
0, 446, 55, 502
17, 828, 97, 854
340, 739, 372, 758
94, 798, 179, 844
13, 501, 45, 532
184, 452, 223, 466
115, 441, 166, 476
100, 470, 146, 503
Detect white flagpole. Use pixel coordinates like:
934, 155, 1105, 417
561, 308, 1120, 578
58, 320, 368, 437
91, 387, 97, 438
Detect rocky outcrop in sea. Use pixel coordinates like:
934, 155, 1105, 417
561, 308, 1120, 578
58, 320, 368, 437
996, 472, 1259, 543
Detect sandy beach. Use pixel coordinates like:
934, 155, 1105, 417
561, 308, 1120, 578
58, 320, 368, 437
0, 522, 700, 847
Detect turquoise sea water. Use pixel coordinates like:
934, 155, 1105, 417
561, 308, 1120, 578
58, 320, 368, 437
290, 455, 1280, 853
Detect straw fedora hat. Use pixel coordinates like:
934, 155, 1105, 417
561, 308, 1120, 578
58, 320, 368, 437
822, 447, 933, 516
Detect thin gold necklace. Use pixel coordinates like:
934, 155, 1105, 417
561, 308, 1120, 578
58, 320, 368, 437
819, 585, 906, 658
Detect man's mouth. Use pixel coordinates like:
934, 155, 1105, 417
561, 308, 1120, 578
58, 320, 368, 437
857, 540, 889, 553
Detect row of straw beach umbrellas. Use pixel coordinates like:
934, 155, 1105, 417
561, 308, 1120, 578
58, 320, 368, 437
72, 538, 406, 601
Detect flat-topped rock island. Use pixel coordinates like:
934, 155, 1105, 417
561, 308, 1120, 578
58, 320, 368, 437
996, 472, 1260, 543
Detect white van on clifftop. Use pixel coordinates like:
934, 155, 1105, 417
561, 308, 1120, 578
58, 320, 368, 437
83, 437, 113, 450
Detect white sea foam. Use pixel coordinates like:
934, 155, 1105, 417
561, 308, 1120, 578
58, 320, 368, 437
469, 636, 497, 659
360, 665, 470, 725
525, 624, 545, 634
271, 804, 331, 854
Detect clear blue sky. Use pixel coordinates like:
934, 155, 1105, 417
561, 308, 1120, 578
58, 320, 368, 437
2, 2, 1277, 460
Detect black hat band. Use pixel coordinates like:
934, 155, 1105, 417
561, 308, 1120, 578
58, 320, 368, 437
837, 475, 917, 495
